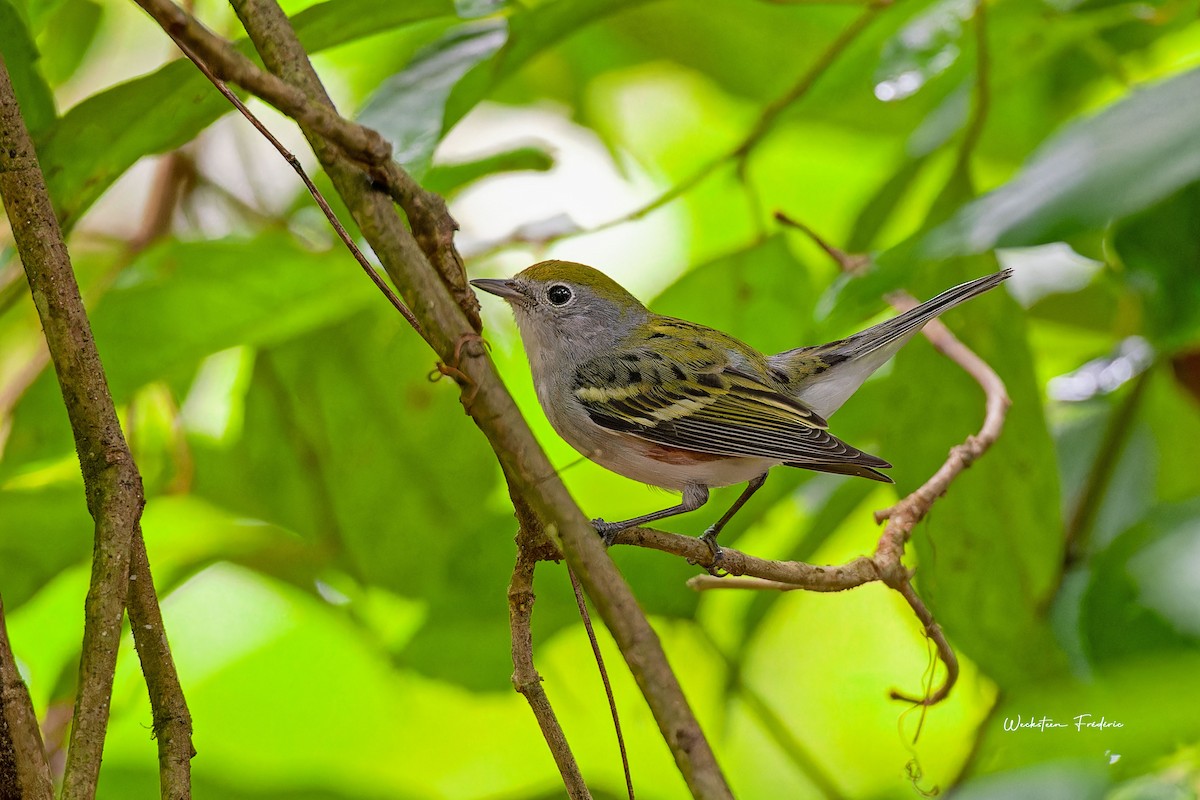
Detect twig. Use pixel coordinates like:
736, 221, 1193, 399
692, 215, 1013, 705
151, 25, 423, 336
732, 2, 890, 164
126, 536, 195, 798
0, 594, 54, 800
533, 1, 891, 242
951, 0, 991, 181
208, 1, 733, 795
0, 55, 145, 800
130, 0, 481, 329
508, 535, 590, 800
568, 568, 634, 800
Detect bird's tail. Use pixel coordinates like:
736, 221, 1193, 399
770, 269, 1012, 418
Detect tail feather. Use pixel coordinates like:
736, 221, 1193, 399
784, 460, 894, 483
770, 269, 1011, 418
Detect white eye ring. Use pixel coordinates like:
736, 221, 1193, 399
547, 284, 574, 306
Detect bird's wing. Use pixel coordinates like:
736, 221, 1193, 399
572, 321, 890, 469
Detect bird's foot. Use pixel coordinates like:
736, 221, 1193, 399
699, 528, 728, 577
592, 518, 625, 547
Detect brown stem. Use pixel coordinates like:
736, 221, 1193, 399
0, 54, 193, 799
129, 0, 481, 330
204, 2, 732, 794
0, 53, 142, 800
0, 594, 54, 800
508, 538, 590, 799
126, 536, 194, 798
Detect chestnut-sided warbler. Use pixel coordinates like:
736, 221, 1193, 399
472, 262, 1010, 557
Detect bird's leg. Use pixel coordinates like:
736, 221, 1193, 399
593, 484, 709, 546
700, 473, 768, 561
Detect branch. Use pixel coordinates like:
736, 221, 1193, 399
126, 536, 195, 797
0, 594, 54, 800
164, 1, 733, 794
0, 54, 141, 800
131, 0, 480, 330
508, 525, 590, 800
0, 54, 193, 799
679, 216, 1011, 705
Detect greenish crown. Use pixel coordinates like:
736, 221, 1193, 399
519, 260, 645, 308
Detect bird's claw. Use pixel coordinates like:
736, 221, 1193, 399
699, 528, 728, 576
592, 518, 623, 547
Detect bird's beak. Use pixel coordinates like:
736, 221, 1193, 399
470, 278, 524, 301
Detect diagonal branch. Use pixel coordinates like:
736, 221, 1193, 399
143, 0, 731, 794
0, 54, 192, 800
508, 520, 590, 800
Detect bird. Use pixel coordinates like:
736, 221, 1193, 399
471, 262, 1010, 558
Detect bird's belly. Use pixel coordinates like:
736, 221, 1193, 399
581, 431, 777, 491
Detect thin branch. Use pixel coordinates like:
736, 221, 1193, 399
508, 535, 590, 800
568, 568, 634, 800
192, 1, 734, 795
130, 0, 480, 329
150, 25, 423, 336
0, 55, 144, 800
126, 536, 194, 798
732, 1, 890, 163
951, 0, 991, 182
526, 1, 891, 243
676, 216, 1011, 705
0, 594, 54, 800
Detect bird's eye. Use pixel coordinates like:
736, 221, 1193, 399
547, 285, 573, 306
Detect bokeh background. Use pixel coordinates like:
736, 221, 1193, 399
2, 0, 1200, 797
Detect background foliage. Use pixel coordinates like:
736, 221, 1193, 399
2, 0, 1199, 796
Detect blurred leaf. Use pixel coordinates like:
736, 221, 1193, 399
1112, 182, 1200, 352
0, 485, 90, 610
37, 0, 456, 230
190, 307, 526, 689
1, 233, 375, 477
100, 564, 535, 799
873, 0, 974, 103
890, 258, 1068, 687
292, 0, 454, 51
443, 0, 654, 128
846, 154, 931, 251
358, 21, 508, 178
1081, 499, 1200, 665
969, 652, 1200, 778
35, 0, 101, 86
919, 68, 1200, 259
422, 144, 553, 197
0, 0, 55, 137
954, 763, 1109, 799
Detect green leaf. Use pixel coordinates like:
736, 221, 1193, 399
190, 307, 525, 689
873, 0, 974, 103
422, 144, 553, 197
1081, 499, 1200, 665
0, 0, 55, 137
1112, 182, 1200, 351
0, 485, 91, 610
442, 0, 654, 135
889, 258, 1068, 687
35, 0, 102, 86
919, 68, 1200, 259
357, 21, 508, 177
1, 233, 375, 476
37, 0, 457, 230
